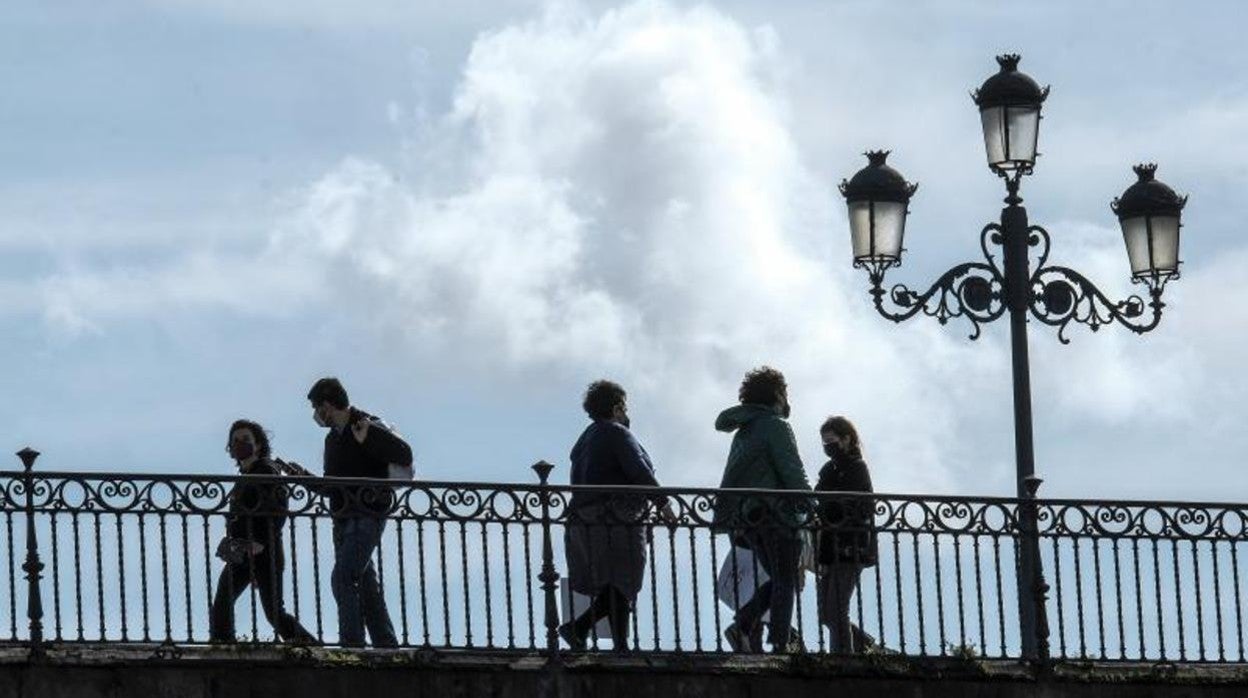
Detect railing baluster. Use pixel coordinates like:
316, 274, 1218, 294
893, 532, 906, 655
992, 534, 1004, 658
501, 519, 515, 649
1093, 536, 1106, 660
1172, 538, 1186, 661
531, 461, 559, 659
138, 514, 150, 642
1231, 540, 1244, 662
395, 520, 409, 646
481, 521, 494, 648
688, 525, 702, 651
418, 519, 431, 647
1192, 538, 1206, 661
71, 512, 83, 641
1111, 537, 1125, 660
18, 448, 44, 659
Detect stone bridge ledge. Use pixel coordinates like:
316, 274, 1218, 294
2, 645, 1248, 697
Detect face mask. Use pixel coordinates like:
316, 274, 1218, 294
618, 414, 631, 428
229, 442, 255, 462
780, 400, 791, 419
823, 442, 842, 460
313, 407, 328, 428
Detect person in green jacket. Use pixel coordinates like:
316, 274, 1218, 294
713, 366, 812, 653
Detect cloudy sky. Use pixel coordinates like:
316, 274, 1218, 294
2, 0, 1245, 501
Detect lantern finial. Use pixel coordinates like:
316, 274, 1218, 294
995, 54, 1022, 72
1132, 163, 1158, 182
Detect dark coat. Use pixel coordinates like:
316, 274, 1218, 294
226, 459, 288, 547
815, 455, 877, 567
564, 420, 663, 599
711, 404, 812, 531
321, 408, 412, 517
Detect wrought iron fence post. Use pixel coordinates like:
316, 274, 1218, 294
1022, 476, 1051, 665
532, 460, 561, 660
17, 447, 45, 660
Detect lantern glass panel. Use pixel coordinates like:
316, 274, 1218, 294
848, 200, 874, 259
1120, 216, 1152, 277
980, 106, 1007, 166
979, 105, 1040, 169
870, 201, 908, 260
1148, 215, 1181, 275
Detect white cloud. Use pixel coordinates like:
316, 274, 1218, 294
240, 0, 994, 490
19, 1, 1248, 498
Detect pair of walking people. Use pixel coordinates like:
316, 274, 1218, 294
210, 377, 413, 648
559, 367, 877, 654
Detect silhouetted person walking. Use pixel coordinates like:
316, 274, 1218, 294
713, 366, 812, 653
559, 380, 674, 651
815, 415, 877, 654
304, 377, 411, 648
210, 419, 316, 644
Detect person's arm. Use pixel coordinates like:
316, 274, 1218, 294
609, 427, 672, 512
610, 428, 660, 487
275, 458, 328, 496
766, 420, 812, 492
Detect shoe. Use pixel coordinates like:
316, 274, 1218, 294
725, 622, 762, 653
768, 633, 804, 654
558, 622, 587, 651
724, 622, 747, 652
748, 624, 764, 652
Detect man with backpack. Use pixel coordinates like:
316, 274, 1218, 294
304, 376, 412, 648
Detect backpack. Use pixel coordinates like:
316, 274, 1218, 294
369, 415, 415, 481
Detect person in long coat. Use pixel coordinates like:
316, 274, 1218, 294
559, 380, 673, 651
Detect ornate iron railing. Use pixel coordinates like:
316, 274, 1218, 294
0, 455, 1244, 664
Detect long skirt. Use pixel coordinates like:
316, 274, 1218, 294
564, 502, 647, 600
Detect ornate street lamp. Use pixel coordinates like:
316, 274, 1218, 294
840, 55, 1187, 662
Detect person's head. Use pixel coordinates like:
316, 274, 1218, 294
820, 415, 862, 461
583, 379, 629, 428
226, 419, 271, 467
738, 366, 789, 417
307, 377, 350, 429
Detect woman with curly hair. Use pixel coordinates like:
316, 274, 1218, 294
209, 419, 316, 644
713, 366, 812, 653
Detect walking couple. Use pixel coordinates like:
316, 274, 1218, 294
210, 377, 413, 648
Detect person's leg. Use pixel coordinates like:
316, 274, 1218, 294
733, 529, 774, 637
605, 586, 631, 651
355, 517, 398, 647
209, 562, 248, 642
331, 518, 366, 647
826, 563, 861, 653
572, 585, 614, 638
761, 528, 800, 650
252, 551, 316, 644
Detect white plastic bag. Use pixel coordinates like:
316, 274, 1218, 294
716, 546, 771, 617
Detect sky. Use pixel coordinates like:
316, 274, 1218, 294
1, 0, 1246, 502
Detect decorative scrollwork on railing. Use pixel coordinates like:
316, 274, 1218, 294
3, 472, 1246, 544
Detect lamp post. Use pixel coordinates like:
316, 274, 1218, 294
840, 54, 1187, 661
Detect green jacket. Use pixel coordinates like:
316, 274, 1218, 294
711, 404, 813, 530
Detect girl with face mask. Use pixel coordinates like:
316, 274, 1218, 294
814, 416, 879, 655
209, 420, 317, 645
